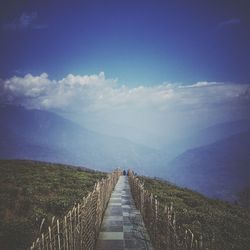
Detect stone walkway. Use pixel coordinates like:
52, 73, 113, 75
95, 176, 153, 250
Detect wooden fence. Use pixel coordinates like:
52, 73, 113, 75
30, 169, 122, 250
128, 170, 216, 250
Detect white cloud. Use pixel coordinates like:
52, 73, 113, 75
19, 12, 37, 28
58, 72, 111, 87
179, 81, 223, 88
1, 72, 248, 111
1, 72, 249, 135
2, 12, 47, 31
3, 73, 52, 97
217, 18, 241, 30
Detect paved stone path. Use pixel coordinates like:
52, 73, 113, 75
95, 175, 153, 250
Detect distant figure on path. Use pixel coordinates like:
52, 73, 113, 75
123, 170, 126, 175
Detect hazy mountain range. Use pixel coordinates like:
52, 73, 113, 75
165, 131, 250, 201
1, 104, 249, 202
162, 119, 250, 161
0, 105, 165, 174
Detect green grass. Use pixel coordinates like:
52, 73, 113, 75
140, 176, 250, 250
0, 160, 106, 250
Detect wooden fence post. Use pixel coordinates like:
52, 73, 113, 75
57, 219, 61, 250
41, 233, 45, 250
64, 216, 69, 250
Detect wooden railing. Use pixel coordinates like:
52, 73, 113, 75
30, 169, 122, 250
128, 170, 216, 250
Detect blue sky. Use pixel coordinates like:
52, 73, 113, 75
1, 1, 250, 142
1, 0, 250, 85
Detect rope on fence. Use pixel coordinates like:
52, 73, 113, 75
30, 169, 122, 250
128, 170, 216, 250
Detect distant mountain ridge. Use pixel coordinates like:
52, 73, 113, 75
166, 130, 250, 201
1, 104, 250, 202
0, 105, 165, 173
163, 119, 250, 161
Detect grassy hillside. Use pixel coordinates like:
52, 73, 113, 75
140, 176, 250, 250
0, 160, 106, 250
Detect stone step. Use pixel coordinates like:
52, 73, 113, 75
95, 176, 153, 250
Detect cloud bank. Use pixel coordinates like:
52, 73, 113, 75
1, 72, 249, 136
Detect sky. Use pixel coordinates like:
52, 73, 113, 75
1, 0, 250, 84
0, 1, 250, 142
